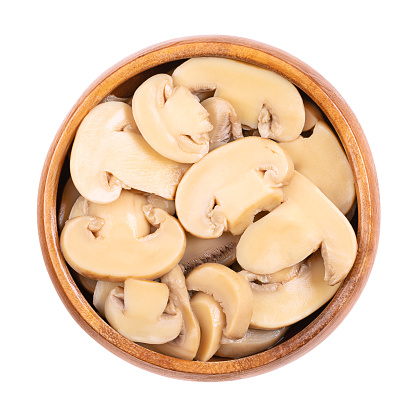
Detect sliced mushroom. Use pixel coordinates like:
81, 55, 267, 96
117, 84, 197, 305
241, 251, 341, 329
142, 192, 176, 216
237, 171, 357, 286
302, 97, 324, 132
58, 178, 80, 232
93, 280, 123, 316
104, 279, 182, 344
216, 327, 288, 359
280, 120, 356, 214
60, 190, 186, 281
186, 263, 253, 339
132, 74, 213, 163
179, 232, 240, 275
172, 57, 305, 142
141, 266, 201, 360
190, 292, 226, 362
200, 97, 243, 150
175, 137, 294, 238
70, 101, 189, 204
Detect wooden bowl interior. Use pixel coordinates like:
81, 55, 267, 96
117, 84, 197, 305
40, 36, 379, 381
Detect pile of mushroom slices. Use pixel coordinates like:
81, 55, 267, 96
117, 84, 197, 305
59, 57, 357, 362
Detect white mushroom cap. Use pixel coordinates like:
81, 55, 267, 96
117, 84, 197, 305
60, 190, 186, 281
172, 57, 305, 142
237, 172, 357, 286
132, 74, 213, 163
70, 101, 189, 204
104, 279, 182, 344
175, 137, 294, 238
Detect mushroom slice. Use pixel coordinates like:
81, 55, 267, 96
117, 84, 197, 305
70, 101, 189, 204
132, 74, 213, 163
242, 251, 341, 329
280, 120, 356, 214
186, 263, 253, 339
76, 274, 97, 295
200, 97, 243, 149
141, 266, 201, 360
190, 292, 226, 362
180, 232, 240, 275
58, 178, 80, 233
142, 193, 176, 216
176, 137, 294, 238
172, 57, 305, 142
302, 97, 324, 132
104, 279, 182, 344
93, 281, 123, 316
216, 327, 288, 359
60, 190, 186, 281
237, 172, 357, 286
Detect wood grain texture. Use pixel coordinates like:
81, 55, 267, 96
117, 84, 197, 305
37, 35, 380, 381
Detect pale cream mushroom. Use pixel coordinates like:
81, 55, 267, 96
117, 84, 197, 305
280, 120, 356, 214
104, 279, 182, 344
58, 178, 80, 232
93, 281, 123, 316
190, 292, 226, 362
172, 57, 305, 142
141, 266, 201, 360
70, 101, 189, 204
179, 232, 240, 275
200, 97, 243, 150
237, 172, 357, 286
186, 263, 253, 339
241, 251, 341, 329
60, 190, 186, 281
216, 327, 288, 359
302, 97, 324, 132
132, 74, 213, 163
175, 137, 294, 238
142, 192, 176, 216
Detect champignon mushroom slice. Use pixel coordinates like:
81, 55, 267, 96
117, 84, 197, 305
104, 279, 182, 344
216, 327, 288, 359
302, 97, 324, 132
142, 193, 176, 216
141, 266, 201, 360
186, 263, 253, 339
70, 101, 189, 204
180, 232, 240, 275
58, 178, 80, 233
242, 251, 341, 329
190, 292, 226, 362
93, 281, 123, 316
60, 190, 186, 281
200, 97, 243, 149
280, 120, 356, 214
132, 74, 212, 163
237, 172, 357, 286
172, 57, 305, 142
176, 137, 294, 238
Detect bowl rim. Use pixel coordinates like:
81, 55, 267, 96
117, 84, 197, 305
37, 35, 380, 381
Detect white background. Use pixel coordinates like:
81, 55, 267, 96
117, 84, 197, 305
2, 1, 415, 415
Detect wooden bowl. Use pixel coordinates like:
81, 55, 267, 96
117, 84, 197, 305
38, 35, 380, 381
